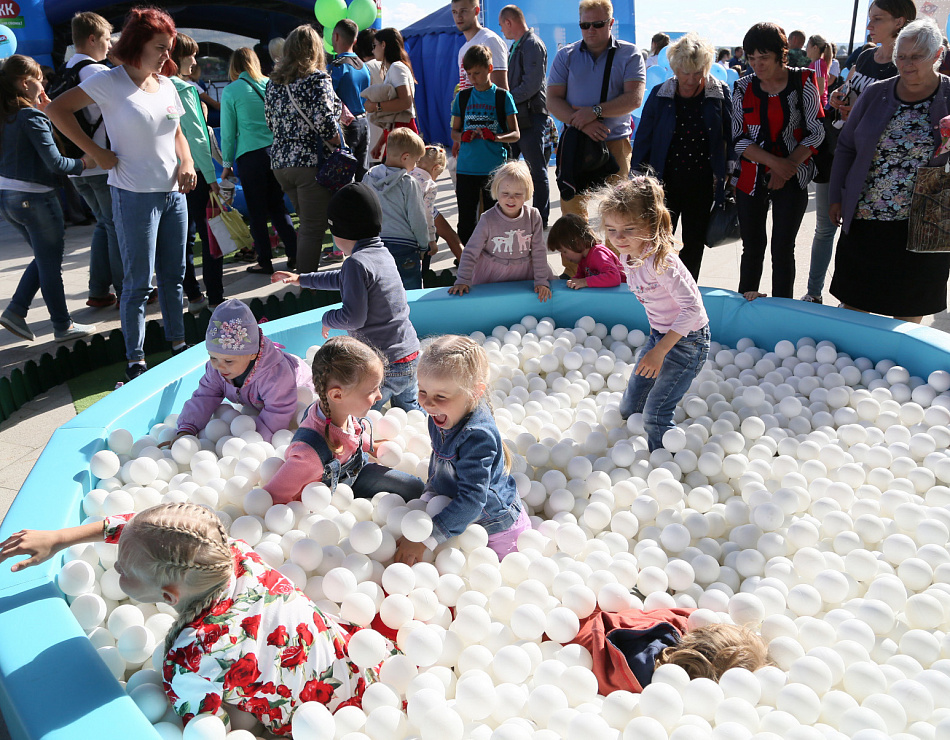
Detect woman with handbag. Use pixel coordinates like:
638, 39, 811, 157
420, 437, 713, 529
630, 32, 733, 282
828, 18, 950, 323
369, 28, 418, 161
265, 25, 342, 274
220, 47, 298, 274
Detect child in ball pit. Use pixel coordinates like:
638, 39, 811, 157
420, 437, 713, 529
0, 502, 383, 734
167, 299, 313, 445
546, 213, 624, 290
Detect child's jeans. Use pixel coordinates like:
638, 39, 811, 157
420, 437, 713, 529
486, 505, 531, 559
374, 356, 423, 412
620, 325, 710, 451
384, 238, 424, 290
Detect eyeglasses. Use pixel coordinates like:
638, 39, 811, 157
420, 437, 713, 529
579, 20, 610, 30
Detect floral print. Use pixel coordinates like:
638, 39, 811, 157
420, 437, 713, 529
856, 97, 935, 221
207, 319, 252, 353
264, 72, 343, 169
103, 515, 384, 735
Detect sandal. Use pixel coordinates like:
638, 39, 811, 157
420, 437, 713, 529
247, 264, 274, 275
234, 247, 257, 262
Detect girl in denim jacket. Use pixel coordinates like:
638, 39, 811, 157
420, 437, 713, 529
395, 335, 530, 564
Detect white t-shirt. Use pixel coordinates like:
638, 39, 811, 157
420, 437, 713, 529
79, 65, 185, 192
384, 61, 416, 120
457, 27, 509, 91
65, 53, 109, 177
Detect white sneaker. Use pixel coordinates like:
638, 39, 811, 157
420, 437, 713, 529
54, 322, 97, 342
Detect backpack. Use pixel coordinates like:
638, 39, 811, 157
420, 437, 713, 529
331, 55, 365, 71
47, 59, 106, 159
458, 86, 508, 133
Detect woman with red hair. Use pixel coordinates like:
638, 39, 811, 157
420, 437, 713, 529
48, 6, 196, 381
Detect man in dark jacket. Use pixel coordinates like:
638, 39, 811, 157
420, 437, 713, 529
499, 5, 550, 226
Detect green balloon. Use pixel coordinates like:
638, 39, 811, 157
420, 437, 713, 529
346, 0, 377, 31
323, 33, 335, 56
314, 0, 346, 25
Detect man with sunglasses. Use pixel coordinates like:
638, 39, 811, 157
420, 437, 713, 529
547, 0, 645, 224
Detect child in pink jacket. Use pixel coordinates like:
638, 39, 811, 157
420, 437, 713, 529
547, 213, 625, 289
173, 300, 313, 443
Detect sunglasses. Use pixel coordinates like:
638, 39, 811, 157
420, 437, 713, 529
579, 19, 610, 29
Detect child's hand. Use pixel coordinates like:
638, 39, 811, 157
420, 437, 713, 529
394, 537, 427, 566
321, 323, 330, 339
743, 291, 767, 301
272, 271, 299, 285
448, 284, 470, 296
460, 130, 476, 143
0, 529, 65, 572
158, 431, 191, 449
480, 128, 497, 142
535, 285, 552, 303
566, 278, 587, 290
635, 346, 668, 379
428, 241, 438, 256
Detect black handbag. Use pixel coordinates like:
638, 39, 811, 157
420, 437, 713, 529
705, 195, 741, 248
286, 86, 356, 191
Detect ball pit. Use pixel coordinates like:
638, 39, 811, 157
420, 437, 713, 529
4, 284, 950, 740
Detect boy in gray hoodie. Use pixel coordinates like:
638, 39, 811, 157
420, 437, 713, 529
363, 127, 435, 290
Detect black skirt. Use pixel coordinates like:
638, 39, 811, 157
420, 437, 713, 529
830, 218, 950, 316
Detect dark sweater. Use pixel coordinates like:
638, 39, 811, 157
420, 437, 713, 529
298, 237, 420, 362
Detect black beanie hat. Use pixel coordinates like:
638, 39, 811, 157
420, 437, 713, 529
327, 182, 383, 240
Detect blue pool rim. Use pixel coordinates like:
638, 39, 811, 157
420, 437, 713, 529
2, 282, 949, 739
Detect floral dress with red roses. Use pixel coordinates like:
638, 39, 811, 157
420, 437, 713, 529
104, 514, 381, 735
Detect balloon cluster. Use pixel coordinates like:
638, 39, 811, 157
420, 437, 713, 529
314, 0, 378, 55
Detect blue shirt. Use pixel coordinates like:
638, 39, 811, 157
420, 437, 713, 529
329, 53, 371, 116
451, 84, 518, 176
548, 36, 645, 141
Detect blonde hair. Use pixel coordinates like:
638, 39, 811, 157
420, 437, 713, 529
489, 160, 533, 201
229, 47, 265, 82
594, 175, 676, 273
268, 37, 285, 64
418, 335, 512, 473
270, 25, 325, 86
71, 11, 112, 43
386, 127, 426, 160
419, 144, 447, 174
119, 503, 233, 654
311, 337, 385, 455
655, 624, 772, 680
578, 0, 613, 17
668, 32, 715, 76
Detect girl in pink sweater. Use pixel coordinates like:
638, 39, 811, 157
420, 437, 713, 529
547, 213, 624, 289
266, 336, 424, 504
449, 161, 552, 302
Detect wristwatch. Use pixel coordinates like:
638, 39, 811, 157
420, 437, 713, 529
592, 104, 603, 120
376, 102, 383, 112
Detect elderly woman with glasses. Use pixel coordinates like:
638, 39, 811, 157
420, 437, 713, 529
829, 18, 950, 323
630, 32, 733, 281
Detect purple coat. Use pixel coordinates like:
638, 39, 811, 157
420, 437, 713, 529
829, 75, 950, 233
177, 332, 314, 442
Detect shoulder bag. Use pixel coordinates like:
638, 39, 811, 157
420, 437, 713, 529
286, 81, 357, 191
558, 44, 617, 175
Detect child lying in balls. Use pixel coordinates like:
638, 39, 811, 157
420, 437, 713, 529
0, 503, 384, 733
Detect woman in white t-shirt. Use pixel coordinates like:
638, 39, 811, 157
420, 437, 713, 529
47, 6, 196, 382
369, 27, 417, 160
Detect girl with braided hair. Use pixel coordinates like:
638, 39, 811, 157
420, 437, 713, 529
0, 502, 384, 732
394, 334, 529, 565
266, 335, 424, 504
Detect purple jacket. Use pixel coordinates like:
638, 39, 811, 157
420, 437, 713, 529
177, 332, 314, 442
829, 75, 950, 233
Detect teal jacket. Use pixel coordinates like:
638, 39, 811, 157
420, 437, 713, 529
171, 77, 216, 183
219, 72, 274, 166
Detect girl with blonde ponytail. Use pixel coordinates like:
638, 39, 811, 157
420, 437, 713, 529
0, 502, 384, 732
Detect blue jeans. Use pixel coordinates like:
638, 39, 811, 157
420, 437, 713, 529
73, 174, 121, 299
374, 356, 422, 412
0, 189, 72, 331
510, 111, 550, 226
352, 462, 423, 500
807, 181, 838, 297
385, 239, 423, 291
111, 187, 187, 361
620, 325, 710, 451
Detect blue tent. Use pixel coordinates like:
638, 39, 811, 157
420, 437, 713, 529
402, 4, 464, 147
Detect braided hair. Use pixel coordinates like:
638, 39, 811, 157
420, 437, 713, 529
119, 503, 234, 654
310, 336, 386, 454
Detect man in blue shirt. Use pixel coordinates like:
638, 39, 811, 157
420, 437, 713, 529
331, 19, 372, 181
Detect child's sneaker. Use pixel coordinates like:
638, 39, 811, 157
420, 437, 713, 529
799, 293, 823, 304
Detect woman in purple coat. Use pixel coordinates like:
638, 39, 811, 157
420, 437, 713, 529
170, 300, 313, 443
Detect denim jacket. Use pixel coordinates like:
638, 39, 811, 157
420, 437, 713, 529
0, 108, 84, 187
426, 403, 521, 544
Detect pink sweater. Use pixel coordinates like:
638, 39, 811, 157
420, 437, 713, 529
576, 244, 625, 288
623, 252, 708, 336
455, 204, 551, 288
265, 403, 371, 504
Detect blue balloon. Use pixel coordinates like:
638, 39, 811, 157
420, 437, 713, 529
726, 68, 739, 85
645, 65, 669, 90
0, 25, 17, 59
709, 63, 728, 83
840, 67, 850, 81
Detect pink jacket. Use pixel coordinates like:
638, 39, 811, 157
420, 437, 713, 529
265, 403, 371, 504
577, 244, 625, 288
177, 332, 314, 443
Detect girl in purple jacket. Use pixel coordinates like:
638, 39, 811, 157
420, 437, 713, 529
171, 300, 314, 443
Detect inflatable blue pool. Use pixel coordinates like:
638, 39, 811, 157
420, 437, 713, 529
1, 283, 949, 740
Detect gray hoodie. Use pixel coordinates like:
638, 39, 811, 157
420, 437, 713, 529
363, 164, 430, 251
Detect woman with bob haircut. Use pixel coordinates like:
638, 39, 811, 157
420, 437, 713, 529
47, 5, 196, 381
630, 31, 733, 281
220, 47, 298, 274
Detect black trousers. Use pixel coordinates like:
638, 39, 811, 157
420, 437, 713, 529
736, 178, 809, 298
182, 172, 224, 305
237, 146, 298, 267
455, 173, 495, 245
665, 177, 714, 283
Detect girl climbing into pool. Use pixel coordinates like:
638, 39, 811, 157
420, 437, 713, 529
266, 335, 424, 504
167, 299, 313, 444
598, 176, 711, 452
0, 503, 385, 732
394, 334, 529, 564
